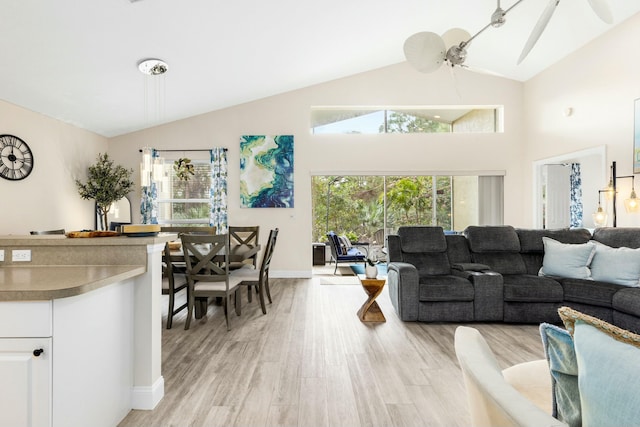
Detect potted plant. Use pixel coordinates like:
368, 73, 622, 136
365, 253, 378, 278
75, 153, 134, 230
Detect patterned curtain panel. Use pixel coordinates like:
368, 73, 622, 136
209, 148, 228, 234
570, 163, 583, 228
140, 148, 159, 224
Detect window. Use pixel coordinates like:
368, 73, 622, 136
156, 159, 211, 226
311, 106, 502, 134
311, 174, 503, 244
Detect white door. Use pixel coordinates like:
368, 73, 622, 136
544, 164, 571, 229
0, 338, 51, 427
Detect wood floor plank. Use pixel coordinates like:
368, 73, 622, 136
118, 278, 546, 427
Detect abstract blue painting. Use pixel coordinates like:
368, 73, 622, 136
240, 135, 294, 208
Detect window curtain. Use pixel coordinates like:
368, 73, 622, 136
478, 176, 504, 225
209, 148, 228, 234
140, 148, 159, 224
570, 163, 583, 228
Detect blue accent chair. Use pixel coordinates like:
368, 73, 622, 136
326, 231, 367, 274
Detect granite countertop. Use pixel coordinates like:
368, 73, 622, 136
0, 265, 146, 301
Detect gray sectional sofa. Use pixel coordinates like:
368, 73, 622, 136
387, 225, 640, 333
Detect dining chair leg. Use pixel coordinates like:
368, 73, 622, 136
167, 292, 175, 329
185, 290, 195, 330
257, 280, 267, 315
223, 295, 231, 331
247, 286, 253, 303
264, 277, 272, 304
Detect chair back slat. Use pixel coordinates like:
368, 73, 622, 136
259, 228, 279, 279
181, 234, 229, 284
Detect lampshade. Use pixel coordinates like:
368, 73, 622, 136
625, 189, 639, 213
592, 206, 608, 227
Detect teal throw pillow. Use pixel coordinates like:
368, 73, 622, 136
539, 237, 595, 279
590, 241, 640, 287
539, 322, 581, 427
559, 306, 640, 427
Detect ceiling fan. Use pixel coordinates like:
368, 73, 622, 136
403, 0, 613, 73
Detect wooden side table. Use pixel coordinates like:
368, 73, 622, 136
357, 275, 386, 322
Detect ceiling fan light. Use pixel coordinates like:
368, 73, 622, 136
403, 32, 446, 73
441, 28, 471, 49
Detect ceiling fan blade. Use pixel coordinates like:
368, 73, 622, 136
403, 32, 446, 73
517, 0, 560, 65
587, 0, 613, 24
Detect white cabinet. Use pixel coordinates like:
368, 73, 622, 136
0, 338, 51, 427
0, 301, 53, 427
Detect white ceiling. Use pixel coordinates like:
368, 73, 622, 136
1, 0, 639, 137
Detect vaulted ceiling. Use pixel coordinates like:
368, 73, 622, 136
2, 0, 639, 137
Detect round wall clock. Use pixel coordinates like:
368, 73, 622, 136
0, 134, 34, 181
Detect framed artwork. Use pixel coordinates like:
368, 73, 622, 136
635, 98, 640, 174
240, 135, 294, 208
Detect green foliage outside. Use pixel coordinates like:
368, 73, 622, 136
75, 153, 134, 230
311, 175, 452, 243
380, 111, 451, 133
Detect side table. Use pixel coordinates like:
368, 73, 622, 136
356, 275, 386, 322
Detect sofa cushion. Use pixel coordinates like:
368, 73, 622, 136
559, 306, 640, 427
503, 275, 564, 302
471, 252, 527, 275
592, 227, 640, 249
402, 252, 451, 277
539, 237, 595, 280
561, 278, 622, 308
398, 226, 446, 253
418, 275, 474, 302
590, 241, 640, 287
465, 225, 521, 252
539, 322, 580, 427
518, 228, 592, 253
612, 287, 640, 317
445, 234, 472, 264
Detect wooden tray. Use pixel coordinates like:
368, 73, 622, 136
66, 231, 120, 238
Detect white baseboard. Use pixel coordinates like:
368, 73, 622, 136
270, 270, 312, 279
131, 376, 164, 410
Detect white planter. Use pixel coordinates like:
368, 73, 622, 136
365, 264, 378, 279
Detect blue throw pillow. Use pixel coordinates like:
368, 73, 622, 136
539, 322, 581, 427
559, 306, 640, 427
590, 241, 640, 287
539, 237, 595, 279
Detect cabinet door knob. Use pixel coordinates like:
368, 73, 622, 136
33, 348, 44, 357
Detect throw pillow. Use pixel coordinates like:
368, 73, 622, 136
558, 306, 640, 427
539, 322, 581, 427
539, 237, 595, 279
589, 241, 640, 287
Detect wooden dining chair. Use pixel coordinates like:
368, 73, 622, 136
160, 225, 216, 329
181, 233, 241, 331
230, 228, 279, 314
228, 225, 260, 269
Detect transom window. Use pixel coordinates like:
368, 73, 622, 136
310, 106, 502, 134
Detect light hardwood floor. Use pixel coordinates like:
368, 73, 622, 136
118, 276, 544, 427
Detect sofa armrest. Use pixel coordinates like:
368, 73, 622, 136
452, 262, 491, 272
387, 262, 420, 321
452, 269, 504, 321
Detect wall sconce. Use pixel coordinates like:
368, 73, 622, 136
595, 161, 639, 227
592, 190, 608, 227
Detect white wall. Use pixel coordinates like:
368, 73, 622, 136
0, 100, 107, 235
109, 62, 525, 276
523, 12, 640, 228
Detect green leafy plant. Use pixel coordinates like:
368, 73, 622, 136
75, 153, 134, 230
345, 231, 358, 243
173, 158, 195, 181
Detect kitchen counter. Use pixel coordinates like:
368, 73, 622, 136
0, 264, 145, 301
0, 233, 177, 426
